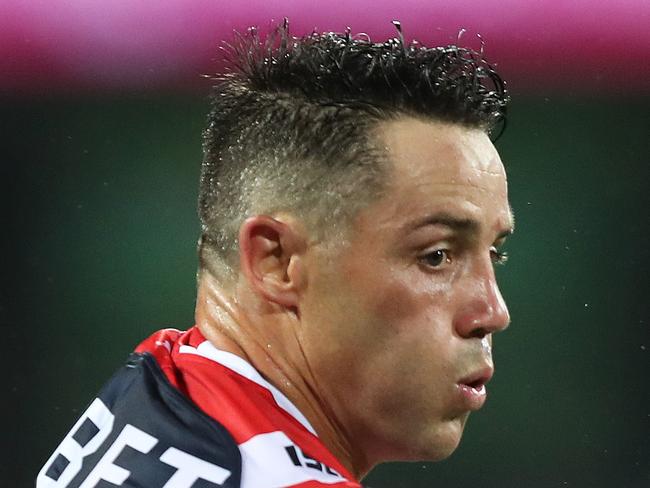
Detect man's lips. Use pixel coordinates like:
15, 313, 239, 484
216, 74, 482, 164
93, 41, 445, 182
459, 367, 494, 389
456, 367, 494, 411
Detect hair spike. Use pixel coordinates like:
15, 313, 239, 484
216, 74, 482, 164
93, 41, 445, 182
198, 21, 511, 275
215, 21, 509, 138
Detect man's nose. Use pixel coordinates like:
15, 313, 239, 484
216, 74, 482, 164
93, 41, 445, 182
453, 261, 510, 339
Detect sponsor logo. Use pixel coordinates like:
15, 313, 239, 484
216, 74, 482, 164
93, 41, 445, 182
284, 445, 342, 478
37, 398, 231, 487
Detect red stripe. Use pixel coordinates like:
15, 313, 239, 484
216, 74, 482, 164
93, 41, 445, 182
134, 328, 184, 389
135, 327, 360, 484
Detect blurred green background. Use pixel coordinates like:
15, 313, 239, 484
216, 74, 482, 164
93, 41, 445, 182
3, 93, 648, 487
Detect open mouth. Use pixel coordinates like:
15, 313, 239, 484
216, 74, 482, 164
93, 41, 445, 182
459, 367, 493, 388
458, 367, 493, 400
462, 378, 486, 393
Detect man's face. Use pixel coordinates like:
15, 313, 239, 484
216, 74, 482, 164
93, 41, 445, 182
298, 117, 513, 464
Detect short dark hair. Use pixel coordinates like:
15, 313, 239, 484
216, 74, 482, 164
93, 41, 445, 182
198, 20, 509, 280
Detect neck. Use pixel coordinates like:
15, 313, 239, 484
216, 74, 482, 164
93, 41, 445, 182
194, 272, 368, 479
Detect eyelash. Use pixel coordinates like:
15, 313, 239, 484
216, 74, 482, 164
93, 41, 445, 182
491, 247, 509, 265
419, 247, 509, 268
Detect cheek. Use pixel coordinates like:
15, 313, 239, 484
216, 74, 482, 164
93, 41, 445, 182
303, 255, 456, 373
373, 275, 421, 326
365, 269, 458, 386
371, 267, 453, 335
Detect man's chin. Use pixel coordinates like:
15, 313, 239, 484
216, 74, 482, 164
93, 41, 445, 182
397, 415, 468, 462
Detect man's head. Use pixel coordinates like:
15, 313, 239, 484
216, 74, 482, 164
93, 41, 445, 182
296, 118, 512, 465
196, 22, 512, 472
198, 21, 508, 282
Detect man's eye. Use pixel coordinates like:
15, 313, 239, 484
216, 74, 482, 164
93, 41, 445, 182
490, 246, 509, 265
420, 249, 451, 268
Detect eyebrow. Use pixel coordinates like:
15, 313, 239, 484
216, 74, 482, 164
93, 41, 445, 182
405, 210, 515, 239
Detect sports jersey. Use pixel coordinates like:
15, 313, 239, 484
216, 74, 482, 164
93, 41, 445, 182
37, 327, 363, 488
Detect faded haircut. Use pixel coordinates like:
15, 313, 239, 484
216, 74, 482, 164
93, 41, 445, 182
198, 20, 509, 281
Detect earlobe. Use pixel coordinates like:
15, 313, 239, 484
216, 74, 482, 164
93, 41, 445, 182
238, 215, 305, 309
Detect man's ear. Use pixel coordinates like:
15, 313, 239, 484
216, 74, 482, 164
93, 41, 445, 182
238, 215, 306, 309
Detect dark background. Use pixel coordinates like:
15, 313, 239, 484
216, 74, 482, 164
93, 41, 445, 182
2, 2, 649, 485
4, 92, 649, 487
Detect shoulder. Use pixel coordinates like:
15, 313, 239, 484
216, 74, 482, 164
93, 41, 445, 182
37, 352, 242, 487
171, 336, 363, 487
38, 328, 365, 488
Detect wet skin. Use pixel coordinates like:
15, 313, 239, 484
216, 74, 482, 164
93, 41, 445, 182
297, 117, 514, 468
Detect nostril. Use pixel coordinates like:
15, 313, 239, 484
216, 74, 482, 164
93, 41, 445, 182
469, 327, 488, 339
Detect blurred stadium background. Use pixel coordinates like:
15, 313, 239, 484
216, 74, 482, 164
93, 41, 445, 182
2, 1, 648, 486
